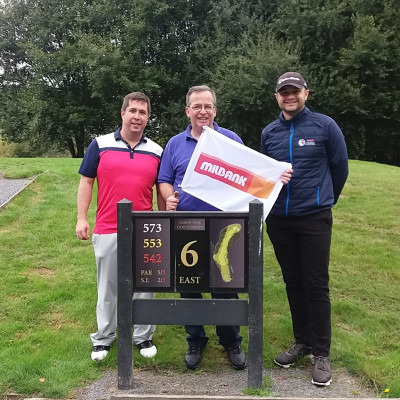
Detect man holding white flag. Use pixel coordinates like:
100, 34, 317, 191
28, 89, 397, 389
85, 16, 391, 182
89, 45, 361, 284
158, 85, 248, 371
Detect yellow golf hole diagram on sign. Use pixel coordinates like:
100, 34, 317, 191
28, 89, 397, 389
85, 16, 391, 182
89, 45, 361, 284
213, 223, 242, 282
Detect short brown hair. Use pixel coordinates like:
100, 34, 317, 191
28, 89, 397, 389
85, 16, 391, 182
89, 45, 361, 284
186, 85, 217, 107
121, 92, 151, 114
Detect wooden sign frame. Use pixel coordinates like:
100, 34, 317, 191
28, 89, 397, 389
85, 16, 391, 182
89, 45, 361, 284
117, 199, 264, 389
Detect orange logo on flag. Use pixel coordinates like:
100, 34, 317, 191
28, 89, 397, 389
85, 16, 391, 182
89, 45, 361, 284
194, 153, 275, 199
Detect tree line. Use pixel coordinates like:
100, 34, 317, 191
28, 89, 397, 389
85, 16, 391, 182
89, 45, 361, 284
1, 0, 399, 165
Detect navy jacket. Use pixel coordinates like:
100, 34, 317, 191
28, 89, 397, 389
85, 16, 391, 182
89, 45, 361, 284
261, 107, 348, 217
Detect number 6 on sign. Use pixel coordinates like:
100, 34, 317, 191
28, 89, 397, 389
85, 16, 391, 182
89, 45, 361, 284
181, 240, 198, 267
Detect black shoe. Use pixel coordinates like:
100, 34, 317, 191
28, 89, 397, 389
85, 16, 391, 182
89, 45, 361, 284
184, 346, 203, 370
312, 356, 332, 386
274, 342, 312, 368
226, 346, 246, 370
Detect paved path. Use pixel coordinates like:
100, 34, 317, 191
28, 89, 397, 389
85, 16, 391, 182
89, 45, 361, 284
0, 174, 32, 210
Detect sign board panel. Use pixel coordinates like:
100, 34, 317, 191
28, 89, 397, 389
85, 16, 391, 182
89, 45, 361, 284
134, 219, 171, 289
133, 215, 248, 292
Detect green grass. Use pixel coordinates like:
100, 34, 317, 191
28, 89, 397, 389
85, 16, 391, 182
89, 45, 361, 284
0, 158, 399, 398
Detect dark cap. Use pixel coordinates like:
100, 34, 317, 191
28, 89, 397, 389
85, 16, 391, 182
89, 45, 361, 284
276, 72, 307, 92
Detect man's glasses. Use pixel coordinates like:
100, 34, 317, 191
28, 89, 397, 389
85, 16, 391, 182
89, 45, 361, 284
188, 104, 215, 112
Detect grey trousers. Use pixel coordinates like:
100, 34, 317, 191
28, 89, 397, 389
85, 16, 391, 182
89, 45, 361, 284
90, 233, 156, 347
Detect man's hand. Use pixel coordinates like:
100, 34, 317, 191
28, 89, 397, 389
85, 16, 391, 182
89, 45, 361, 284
76, 219, 91, 240
280, 169, 293, 185
166, 191, 179, 211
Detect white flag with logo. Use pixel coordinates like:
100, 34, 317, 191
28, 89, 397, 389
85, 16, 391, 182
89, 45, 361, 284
181, 126, 291, 219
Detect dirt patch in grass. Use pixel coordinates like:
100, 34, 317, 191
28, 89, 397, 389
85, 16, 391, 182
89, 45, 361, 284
21, 267, 55, 277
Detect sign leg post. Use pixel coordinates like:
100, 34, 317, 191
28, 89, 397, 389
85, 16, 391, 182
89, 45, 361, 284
247, 200, 264, 388
117, 199, 134, 389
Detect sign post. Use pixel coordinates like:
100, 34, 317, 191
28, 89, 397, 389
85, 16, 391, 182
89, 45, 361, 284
117, 199, 134, 389
117, 199, 264, 389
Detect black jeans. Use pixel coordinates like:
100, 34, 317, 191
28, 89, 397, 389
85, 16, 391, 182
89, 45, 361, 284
180, 292, 243, 349
266, 209, 333, 356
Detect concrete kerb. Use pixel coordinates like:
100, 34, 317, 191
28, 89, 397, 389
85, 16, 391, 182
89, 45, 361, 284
16, 395, 394, 400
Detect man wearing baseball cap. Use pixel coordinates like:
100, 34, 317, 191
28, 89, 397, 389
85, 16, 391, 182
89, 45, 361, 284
275, 71, 308, 92
261, 72, 348, 386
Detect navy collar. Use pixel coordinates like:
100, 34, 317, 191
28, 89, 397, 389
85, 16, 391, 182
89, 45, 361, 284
279, 106, 309, 125
114, 127, 147, 143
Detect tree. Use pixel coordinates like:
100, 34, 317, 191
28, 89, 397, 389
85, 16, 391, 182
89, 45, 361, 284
117, 0, 217, 146
0, 0, 221, 153
211, 31, 303, 148
1, 0, 400, 164
262, 0, 400, 164
335, 10, 400, 164
0, 0, 130, 157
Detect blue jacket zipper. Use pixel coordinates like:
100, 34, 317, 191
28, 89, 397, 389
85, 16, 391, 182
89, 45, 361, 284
286, 122, 294, 216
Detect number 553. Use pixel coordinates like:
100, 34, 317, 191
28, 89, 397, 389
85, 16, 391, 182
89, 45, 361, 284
143, 238, 162, 248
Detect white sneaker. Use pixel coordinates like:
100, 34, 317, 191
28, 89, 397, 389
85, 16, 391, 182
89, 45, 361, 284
137, 340, 157, 358
91, 345, 110, 361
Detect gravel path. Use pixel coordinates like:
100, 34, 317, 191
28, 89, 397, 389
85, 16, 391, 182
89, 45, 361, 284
0, 173, 32, 209
74, 364, 377, 400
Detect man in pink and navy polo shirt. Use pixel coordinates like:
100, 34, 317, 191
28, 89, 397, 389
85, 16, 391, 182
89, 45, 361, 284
76, 92, 164, 362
